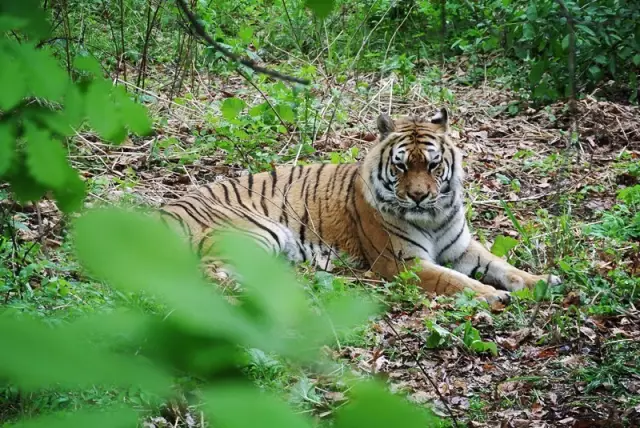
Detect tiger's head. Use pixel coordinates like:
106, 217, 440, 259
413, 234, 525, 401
362, 108, 464, 221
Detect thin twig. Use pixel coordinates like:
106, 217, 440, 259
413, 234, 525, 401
175, 0, 309, 85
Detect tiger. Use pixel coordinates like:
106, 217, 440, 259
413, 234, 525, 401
158, 108, 561, 304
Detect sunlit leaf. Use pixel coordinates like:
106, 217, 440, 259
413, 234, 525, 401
221, 97, 246, 121
238, 26, 253, 43
275, 104, 295, 123
491, 235, 519, 257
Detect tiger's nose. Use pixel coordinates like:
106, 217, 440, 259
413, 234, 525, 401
407, 191, 428, 204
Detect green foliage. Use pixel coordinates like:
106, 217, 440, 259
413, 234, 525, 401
305, 0, 336, 19
586, 185, 640, 241
0, 6, 151, 214
0, 208, 447, 427
334, 381, 444, 428
425, 320, 497, 356
490, 235, 519, 257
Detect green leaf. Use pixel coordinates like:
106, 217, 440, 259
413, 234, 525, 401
561, 34, 569, 51
221, 97, 246, 121
335, 381, 441, 428
73, 209, 263, 344
469, 340, 498, 356
0, 313, 170, 393
10, 406, 136, 428
529, 61, 546, 84
238, 26, 253, 44
24, 123, 69, 189
73, 55, 103, 77
20, 44, 68, 102
217, 233, 378, 359
53, 171, 86, 213
0, 50, 27, 111
85, 80, 125, 142
588, 65, 602, 80
204, 383, 312, 428
633, 54, 640, 66
0, 16, 28, 32
248, 102, 268, 117
115, 87, 152, 135
1, 0, 50, 38
533, 279, 549, 302
526, 3, 537, 21
0, 123, 16, 177
275, 104, 295, 123
7, 156, 47, 203
305, 0, 335, 19
490, 235, 519, 257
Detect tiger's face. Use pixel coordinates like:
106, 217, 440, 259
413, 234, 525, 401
367, 108, 462, 218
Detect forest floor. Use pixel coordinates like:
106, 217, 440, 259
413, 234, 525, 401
3, 65, 640, 427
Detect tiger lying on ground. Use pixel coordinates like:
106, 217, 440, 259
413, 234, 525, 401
159, 108, 560, 304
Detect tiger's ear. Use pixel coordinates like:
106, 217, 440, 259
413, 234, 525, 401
376, 114, 395, 140
430, 108, 449, 131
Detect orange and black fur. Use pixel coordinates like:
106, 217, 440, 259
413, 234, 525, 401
159, 109, 560, 303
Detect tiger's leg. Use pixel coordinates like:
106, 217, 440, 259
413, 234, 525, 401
452, 240, 561, 292
374, 257, 511, 304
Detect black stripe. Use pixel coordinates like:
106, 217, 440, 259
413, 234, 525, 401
469, 255, 482, 279
200, 185, 221, 203
384, 227, 432, 258
248, 173, 254, 193
297, 241, 307, 263
270, 169, 277, 197
483, 261, 493, 277
328, 164, 343, 197
437, 224, 465, 261
228, 179, 243, 205
234, 209, 282, 248
312, 164, 326, 202
159, 210, 190, 237
434, 207, 459, 235
247, 174, 257, 210
348, 174, 385, 260
172, 200, 209, 228
220, 182, 231, 204
260, 179, 269, 216
299, 168, 312, 244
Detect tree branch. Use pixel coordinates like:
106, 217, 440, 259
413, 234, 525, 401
175, 0, 310, 85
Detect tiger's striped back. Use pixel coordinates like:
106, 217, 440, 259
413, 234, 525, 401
159, 163, 369, 271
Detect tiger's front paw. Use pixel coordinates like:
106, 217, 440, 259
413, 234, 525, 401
477, 288, 511, 305
504, 272, 561, 292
